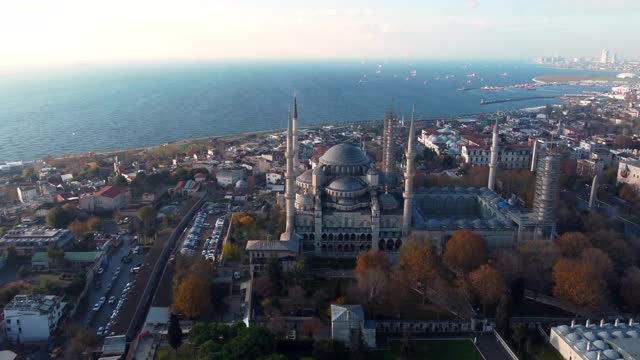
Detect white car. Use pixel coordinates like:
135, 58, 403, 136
92, 303, 101, 311
97, 327, 104, 336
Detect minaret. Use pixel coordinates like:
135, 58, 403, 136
532, 151, 559, 240
292, 96, 299, 172
488, 118, 499, 190
530, 139, 539, 172
588, 174, 599, 211
284, 107, 296, 235
402, 105, 416, 237
382, 108, 396, 178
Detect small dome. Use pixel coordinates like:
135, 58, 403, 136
584, 351, 599, 360
593, 340, 609, 350
378, 193, 398, 210
626, 330, 639, 338
573, 340, 587, 351
297, 169, 313, 184
603, 349, 620, 359
566, 333, 581, 342
326, 176, 367, 192
557, 325, 570, 335
367, 167, 378, 175
611, 330, 626, 339
597, 331, 612, 340
235, 179, 248, 189
319, 144, 370, 166
583, 332, 598, 341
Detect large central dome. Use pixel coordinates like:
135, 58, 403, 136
319, 144, 370, 166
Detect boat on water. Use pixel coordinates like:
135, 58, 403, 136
500, 72, 508, 76
481, 86, 505, 91
467, 73, 477, 77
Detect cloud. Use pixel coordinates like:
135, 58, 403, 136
463, 0, 478, 10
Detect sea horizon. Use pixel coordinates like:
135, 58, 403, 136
0, 60, 608, 163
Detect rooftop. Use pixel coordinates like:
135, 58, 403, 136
4, 294, 62, 314
95, 185, 129, 199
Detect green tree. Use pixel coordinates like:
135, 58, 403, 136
313, 340, 349, 360
5, 246, 18, 266
46, 207, 74, 228
46, 246, 65, 266
168, 313, 183, 355
222, 242, 242, 262
197, 340, 221, 359
220, 327, 275, 360
266, 256, 284, 294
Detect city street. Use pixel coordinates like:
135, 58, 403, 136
74, 235, 146, 338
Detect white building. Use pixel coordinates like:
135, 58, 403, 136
461, 144, 532, 169
17, 185, 38, 204
330, 304, 376, 348
550, 318, 640, 360
245, 240, 298, 274
4, 295, 65, 343
617, 159, 640, 189
0, 228, 73, 256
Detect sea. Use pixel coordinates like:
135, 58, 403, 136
0, 61, 609, 163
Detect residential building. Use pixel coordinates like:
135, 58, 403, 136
0, 228, 73, 256
330, 304, 376, 348
4, 295, 65, 343
617, 159, 640, 188
577, 159, 604, 178
17, 185, 38, 204
550, 319, 640, 360
79, 185, 130, 211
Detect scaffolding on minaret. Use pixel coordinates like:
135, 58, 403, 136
382, 107, 396, 179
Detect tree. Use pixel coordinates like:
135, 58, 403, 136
302, 317, 324, 339
444, 230, 487, 273
289, 257, 306, 285
47, 246, 65, 266
313, 340, 349, 360
399, 237, 440, 304
495, 295, 512, 336
168, 313, 183, 354
197, 340, 221, 359
511, 324, 527, 353
354, 250, 390, 309
552, 258, 606, 309
556, 232, 590, 257
266, 256, 284, 294
65, 326, 97, 359
589, 229, 636, 268
221, 327, 275, 360
581, 248, 613, 281
620, 267, 640, 311
137, 206, 157, 241
620, 183, 639, 203
222, 242, 242, 262
469, 264, 506, 311
173, 275, 211, 318
68, 220, 89, 240
5, 246, 18, 266
288, 285, 306, 308
86, 216, 102, 231
46, 207, 74, 228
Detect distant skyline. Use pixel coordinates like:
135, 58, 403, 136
1, 0, 638, 68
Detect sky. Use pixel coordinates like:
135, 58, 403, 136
1, 0, 638, 67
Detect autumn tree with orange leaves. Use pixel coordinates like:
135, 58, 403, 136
444, 230, 487, 273
469, 264, 506, 311
400, 236, 441, 304
354, 250, 391, 310
173, 275, 211, 318
556, 232, 590, 257
552, 258, 607, 309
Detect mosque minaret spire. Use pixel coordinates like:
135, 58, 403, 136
402, 105, 416, 237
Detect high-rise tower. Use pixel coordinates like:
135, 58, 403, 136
382, 109, 396, 178
601, 48, 609, 64
488, 118, 499, 190
402, 106, 416, 237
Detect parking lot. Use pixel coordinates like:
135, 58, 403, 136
75, 235, 146, 338
178, 203, 228, 263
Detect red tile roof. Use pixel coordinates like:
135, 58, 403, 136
95, 185, 129, 199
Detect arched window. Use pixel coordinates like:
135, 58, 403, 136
322, 233, 327, 240
328, 234, 334, 241
395, 239, 402, 250
378, 239, 385, 251
386, 239, 394, 250
350, 234, 356, 240
310, 234, 315, 240
367, 234, 372, 241
338, 234, 343, 241
360, 234, 366, 241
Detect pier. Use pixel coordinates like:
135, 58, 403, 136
480, 96, 557, 105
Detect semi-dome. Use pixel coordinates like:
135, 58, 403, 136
326, 176, 367, 192
378, 193, 398, 210
297, 169, 313, 184
319, 144, 370, 166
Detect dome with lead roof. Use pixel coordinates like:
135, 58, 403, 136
319, 144, 370, 166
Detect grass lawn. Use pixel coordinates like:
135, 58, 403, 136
370, 339, 482, 360
155, 344, 196, 360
